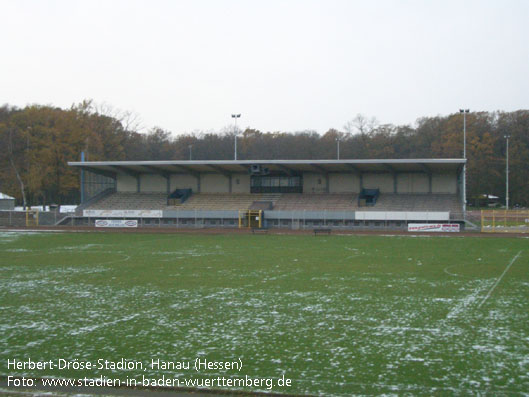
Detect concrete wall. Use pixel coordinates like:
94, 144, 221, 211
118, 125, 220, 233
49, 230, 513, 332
170, 174, 199, 192
397, 173, 429, 194
119, 173, 248, 194
303, 173, 327, 193
117, 170, 458, 195
116, 174, 137, 192
232, 174, 250, 193
363, 173, 394, 193
140, 174, 167, 193
201, 174, 230, 193
328, 173, 360, 193
432, 173, 457, 193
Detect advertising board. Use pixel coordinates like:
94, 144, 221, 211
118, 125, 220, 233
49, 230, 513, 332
95, 219, 138, 228
408, 223, 460, 232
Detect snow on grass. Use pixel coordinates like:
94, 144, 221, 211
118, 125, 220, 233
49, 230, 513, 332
0, 233, 527, 396
444, 279, 493, 320
0, 232, 23, 244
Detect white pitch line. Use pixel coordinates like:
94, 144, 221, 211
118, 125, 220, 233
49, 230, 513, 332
478, 250, 522, 308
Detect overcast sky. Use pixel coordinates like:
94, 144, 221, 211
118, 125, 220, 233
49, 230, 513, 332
1, 0, 528, 135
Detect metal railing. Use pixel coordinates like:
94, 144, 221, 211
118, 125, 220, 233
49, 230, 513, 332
481, 210, 529, 233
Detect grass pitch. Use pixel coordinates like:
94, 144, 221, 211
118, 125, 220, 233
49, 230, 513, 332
1, 231, 528, 395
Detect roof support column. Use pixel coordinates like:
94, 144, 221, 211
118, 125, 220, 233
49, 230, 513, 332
136, 175, 141, 193
381, 164, 397, 194
196, 174, 201, 193
418, 163, 433, 194
167, 176, 170, 195
359, 173, 363, 191
80, 152, 85, 204
309, 164, 329, 193
344, 164, 363, 193
428, 173, 432, 194
228, 175, 232, 193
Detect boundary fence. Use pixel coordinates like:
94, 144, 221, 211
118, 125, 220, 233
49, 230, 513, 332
481, 210, 529, 233
0, 210, 66, 227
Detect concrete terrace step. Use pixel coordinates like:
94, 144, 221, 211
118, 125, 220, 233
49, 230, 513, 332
82, 192, 462, 213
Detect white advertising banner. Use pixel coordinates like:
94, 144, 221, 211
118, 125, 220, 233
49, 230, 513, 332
355, 211, 450, 221
84, 209, 163, 218
408, 223, 460, 232
95, 219, 138, 228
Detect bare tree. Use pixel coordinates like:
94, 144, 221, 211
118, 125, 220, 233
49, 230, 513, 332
120, 110, 143, 132
7, 127, 27, 209
94, 101, 144, 132
344, 114, 378, 135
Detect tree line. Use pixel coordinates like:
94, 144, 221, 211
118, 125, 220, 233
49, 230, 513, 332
1, 101, 528, 207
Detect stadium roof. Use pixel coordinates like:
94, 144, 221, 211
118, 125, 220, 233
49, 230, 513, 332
68, 159, 465, 177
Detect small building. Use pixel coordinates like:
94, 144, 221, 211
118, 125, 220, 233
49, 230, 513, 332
0, 192, 15, 211
471, 194, 500, 208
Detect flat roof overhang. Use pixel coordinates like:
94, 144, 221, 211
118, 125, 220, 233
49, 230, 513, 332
68, 159, 466, 177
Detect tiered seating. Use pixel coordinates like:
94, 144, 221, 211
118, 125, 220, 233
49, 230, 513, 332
173, 194, 260, 210
259, 193, 283, 203
273, 194, 357, 211
86, 192, 167, 210
359, 194, 461, 212
84, 192, 285, 211
84, 192, 461, 213
272, 193, 460, 212
173, 193, 285, 210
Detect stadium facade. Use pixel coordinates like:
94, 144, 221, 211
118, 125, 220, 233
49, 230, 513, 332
68, 159, 466, 230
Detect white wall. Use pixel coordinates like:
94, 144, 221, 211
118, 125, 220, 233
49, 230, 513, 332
432, 173, 457, 193
232, 174, 250, 193
329, 173, 359, 193
119, 170, 459, 196
397, 173, 429, 193
170, 174, 198, 192
140, 174, 167, 192
355, 211, 450, 221
201, 174, 229, 193
363, 173, 394, 193
303, 173, 327, 193
116, 174, 137, 192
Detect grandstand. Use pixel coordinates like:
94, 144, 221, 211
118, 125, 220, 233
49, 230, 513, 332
68, 159, 466, 230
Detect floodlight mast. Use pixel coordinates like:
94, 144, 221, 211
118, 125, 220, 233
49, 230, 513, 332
505, 135, 510, 209
336, 137, 341, 160
232, 114, 241, 160
459, 109, 469, 216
